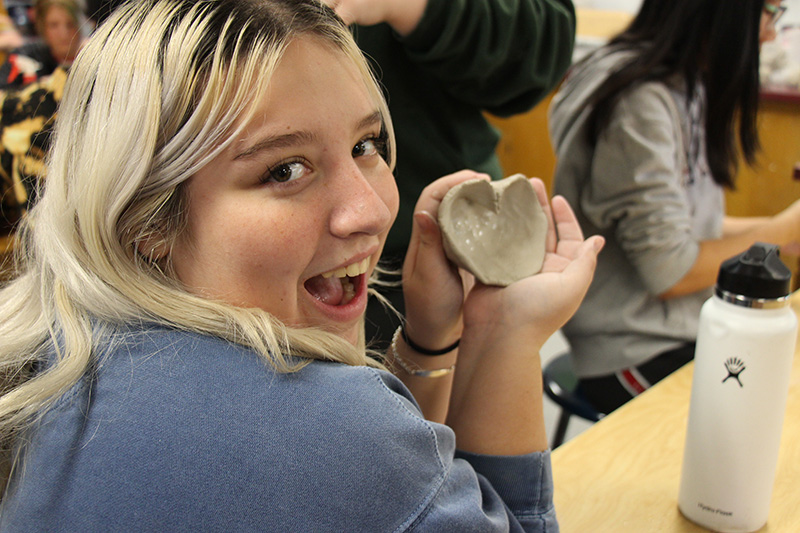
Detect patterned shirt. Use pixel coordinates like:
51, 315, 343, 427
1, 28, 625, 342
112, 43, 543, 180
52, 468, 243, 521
0, 65, 65, 231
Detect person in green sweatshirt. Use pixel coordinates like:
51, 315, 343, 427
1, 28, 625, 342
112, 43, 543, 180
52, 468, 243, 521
324, 0, 577, 348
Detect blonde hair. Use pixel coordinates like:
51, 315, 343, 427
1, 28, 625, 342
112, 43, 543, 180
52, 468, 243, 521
0, 0, 395, 483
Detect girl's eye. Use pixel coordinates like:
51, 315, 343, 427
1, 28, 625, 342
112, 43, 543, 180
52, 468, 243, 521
262, 160, 308, 184
352, 133, 389, 161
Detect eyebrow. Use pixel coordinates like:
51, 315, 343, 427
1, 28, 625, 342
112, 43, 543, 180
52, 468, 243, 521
233, 110, 384, 161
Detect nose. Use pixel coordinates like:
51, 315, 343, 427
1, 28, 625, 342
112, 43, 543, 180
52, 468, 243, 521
761, 24, 777, 45
328, 161, 397, 239
760, 13, 779, 45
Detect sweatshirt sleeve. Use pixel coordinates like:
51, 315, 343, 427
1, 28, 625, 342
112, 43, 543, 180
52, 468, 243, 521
399, 0, 576, 115
454, 449, 559, 531
372, 371, 558, 532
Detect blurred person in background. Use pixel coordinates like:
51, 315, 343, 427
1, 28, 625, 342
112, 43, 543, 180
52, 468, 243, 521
322, 0, 578, 349
549, 0, 800, 414
0, 0, 121, 232
0, 0, 86, 90
0, 2, 24, 52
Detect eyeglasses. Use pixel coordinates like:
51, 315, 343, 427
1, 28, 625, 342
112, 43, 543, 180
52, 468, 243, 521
764, 3, 787, 26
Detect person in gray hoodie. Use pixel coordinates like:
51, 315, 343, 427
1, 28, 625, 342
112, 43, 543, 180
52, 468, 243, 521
548, 0, 800, 414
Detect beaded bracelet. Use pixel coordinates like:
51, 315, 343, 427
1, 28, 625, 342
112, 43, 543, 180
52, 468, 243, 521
390, 327, 455, 378
400, 325, 460, 356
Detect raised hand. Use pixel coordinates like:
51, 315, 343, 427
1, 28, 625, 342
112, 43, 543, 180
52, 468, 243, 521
445, 177, 603, 455
402, 170, 488, 353
319, 0, 426, 36
463, 179, 604, 349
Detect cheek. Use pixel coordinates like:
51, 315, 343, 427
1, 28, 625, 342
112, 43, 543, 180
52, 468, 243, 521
209, 205, 314, 275
178, 195, 316, 286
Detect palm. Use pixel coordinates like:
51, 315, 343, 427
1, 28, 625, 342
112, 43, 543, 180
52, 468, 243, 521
463, 194, 598, 344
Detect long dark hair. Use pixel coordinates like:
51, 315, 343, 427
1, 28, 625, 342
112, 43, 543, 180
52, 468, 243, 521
587, 0, 764, 189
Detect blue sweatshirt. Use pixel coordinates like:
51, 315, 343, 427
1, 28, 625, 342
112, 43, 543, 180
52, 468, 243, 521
1, 325, 557, 531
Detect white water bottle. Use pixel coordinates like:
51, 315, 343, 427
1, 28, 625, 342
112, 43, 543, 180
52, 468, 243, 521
678, 243, 797, 532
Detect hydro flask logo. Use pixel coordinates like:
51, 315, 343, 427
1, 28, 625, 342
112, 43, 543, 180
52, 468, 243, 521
722, 357, 745, 387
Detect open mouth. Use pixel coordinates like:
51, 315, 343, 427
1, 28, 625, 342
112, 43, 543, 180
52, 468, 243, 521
304, 256, 370, 307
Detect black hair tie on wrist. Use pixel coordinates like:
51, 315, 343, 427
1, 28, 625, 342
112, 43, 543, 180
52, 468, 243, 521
401, 326, 460, 356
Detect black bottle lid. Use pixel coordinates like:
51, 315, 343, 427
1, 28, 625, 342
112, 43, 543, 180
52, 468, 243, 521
716, 242, 792, 301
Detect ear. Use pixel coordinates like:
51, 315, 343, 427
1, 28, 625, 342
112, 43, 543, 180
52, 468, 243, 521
135, 230, 170, 262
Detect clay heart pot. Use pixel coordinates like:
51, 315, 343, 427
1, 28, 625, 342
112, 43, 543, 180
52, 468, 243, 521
438, 174, 548, 286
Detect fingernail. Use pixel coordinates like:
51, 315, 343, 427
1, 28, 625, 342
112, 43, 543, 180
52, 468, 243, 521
414, 210, 438, 234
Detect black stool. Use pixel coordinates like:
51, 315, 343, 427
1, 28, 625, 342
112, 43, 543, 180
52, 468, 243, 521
543, 352, 603, 448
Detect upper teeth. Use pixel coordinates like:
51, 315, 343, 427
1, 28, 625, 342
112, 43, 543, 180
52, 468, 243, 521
321, 256, 370, 279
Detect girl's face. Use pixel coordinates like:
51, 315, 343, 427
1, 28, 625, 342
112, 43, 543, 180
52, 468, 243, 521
760, 0, 784, 45
42, 5, 81, 63
171, 37, 399, 345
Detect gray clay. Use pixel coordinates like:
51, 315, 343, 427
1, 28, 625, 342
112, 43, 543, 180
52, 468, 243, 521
438, 174, 548, 286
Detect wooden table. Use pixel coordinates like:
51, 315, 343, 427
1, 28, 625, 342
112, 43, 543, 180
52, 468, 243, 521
552, 294, 800, 532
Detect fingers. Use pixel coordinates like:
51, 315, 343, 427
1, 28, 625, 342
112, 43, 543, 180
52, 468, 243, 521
406, 170, 491, 276
561, 235, 605, 291
525, 179, 583, 255
407, 171, 487, 259
527, 177, 558, 252
404, 173, 492, 349
551, 195, 585, 244
404, 209, 446, 275
320, 0, 354, 25
537, 193, 602, 275
406, 172, 489, 267
414, 170, 491, 217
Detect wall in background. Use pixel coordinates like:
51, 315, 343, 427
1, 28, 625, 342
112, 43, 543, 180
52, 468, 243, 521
579, 0, 800, 28
574, 0, 640, 12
